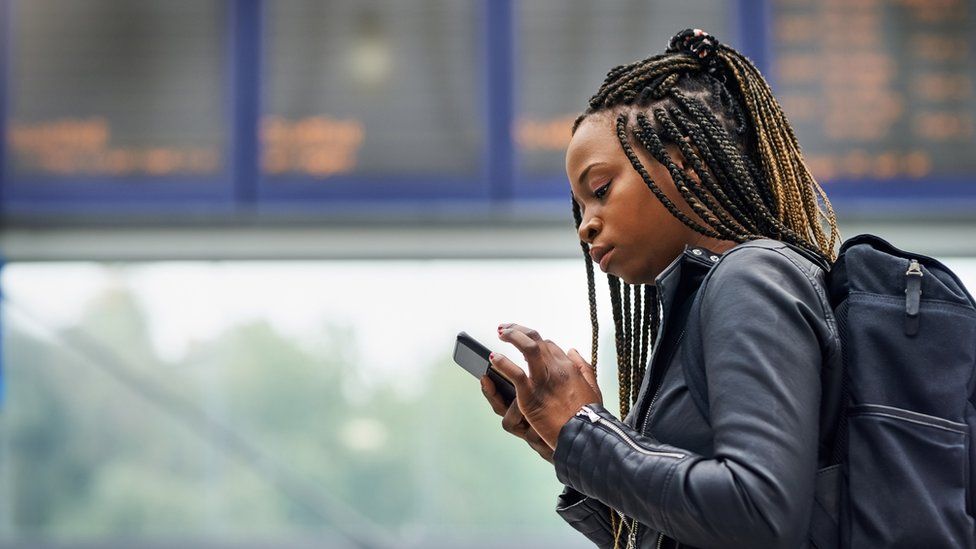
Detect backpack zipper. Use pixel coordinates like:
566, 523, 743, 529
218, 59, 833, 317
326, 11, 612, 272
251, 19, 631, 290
575, 405, 686, 459
904, 258, 923, 336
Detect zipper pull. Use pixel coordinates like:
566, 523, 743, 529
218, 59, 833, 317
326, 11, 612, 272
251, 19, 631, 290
905, 259, 923, 336
576, 405, 601, 423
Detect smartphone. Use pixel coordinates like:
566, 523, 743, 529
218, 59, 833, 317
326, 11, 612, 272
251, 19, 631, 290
453, 331, 517, 407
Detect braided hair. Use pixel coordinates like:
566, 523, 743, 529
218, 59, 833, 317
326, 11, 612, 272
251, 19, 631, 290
570, 28, 841, 548
570, 29, 841, 422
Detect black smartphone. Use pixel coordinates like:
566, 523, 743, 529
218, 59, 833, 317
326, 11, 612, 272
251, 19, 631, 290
453, 331, 517, 407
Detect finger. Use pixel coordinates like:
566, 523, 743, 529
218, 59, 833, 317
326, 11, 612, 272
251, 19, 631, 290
501, 399, 530, 437
525, 427, 554, 453
480, 375, 509, 417
526, 437, 555, 464
568, 348, 599, 390
488, 352, 529, 392
523, 427, 555, 463
567, 347, 589, 366
499, 323, 543, 343
543, 339, 569, 360
498, 324, 546, 362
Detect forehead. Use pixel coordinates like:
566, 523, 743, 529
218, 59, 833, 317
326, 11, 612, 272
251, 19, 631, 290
565, 112, 622, 178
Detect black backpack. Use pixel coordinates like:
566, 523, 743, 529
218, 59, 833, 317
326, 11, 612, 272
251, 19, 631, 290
681, 234, 976, 548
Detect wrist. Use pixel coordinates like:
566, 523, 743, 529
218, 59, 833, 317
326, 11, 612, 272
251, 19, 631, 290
548, 402, 596, 451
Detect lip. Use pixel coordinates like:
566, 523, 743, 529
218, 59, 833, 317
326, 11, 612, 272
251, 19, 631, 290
599, 248, 616, 272
589, 245, 615, 271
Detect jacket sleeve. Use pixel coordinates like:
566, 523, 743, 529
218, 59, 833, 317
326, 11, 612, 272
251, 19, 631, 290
554, 484, 616, 549
552, 246, 826, 549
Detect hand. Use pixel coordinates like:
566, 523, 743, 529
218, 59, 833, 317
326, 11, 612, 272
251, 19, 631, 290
481, 375, 554, 464
489, 323, 603, 450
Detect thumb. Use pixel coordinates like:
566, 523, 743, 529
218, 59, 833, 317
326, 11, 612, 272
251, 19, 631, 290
569, 348, 598, 391
488, 352, 529, 392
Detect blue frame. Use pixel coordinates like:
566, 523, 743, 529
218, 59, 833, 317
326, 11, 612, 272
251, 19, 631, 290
756, 0, 976, 213
0, 0, 975, 217
0, 255, 4, 409
0, 0, 237, 215
254, 0, 495, 209
0, 0, 7, 209
510, 2, 752, 205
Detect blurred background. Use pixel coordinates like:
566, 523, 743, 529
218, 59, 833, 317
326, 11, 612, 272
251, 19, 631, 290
0, 1, 975, 547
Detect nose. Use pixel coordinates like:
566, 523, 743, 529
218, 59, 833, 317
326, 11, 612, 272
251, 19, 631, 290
578, 214, 601, 244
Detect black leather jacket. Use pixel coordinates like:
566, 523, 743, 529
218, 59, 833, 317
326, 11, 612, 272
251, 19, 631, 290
552, 239, 842, 549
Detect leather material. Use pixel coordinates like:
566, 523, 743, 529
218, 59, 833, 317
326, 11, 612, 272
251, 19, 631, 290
552, 239, 841, 549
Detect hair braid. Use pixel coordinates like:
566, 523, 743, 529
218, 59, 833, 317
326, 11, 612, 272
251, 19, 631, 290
654, 109, 764, 238
608, 274, 632, 419
615, 114, 724, 240
570, 28, 841, 427
631, 284, 645, 405
634, 112, 751, 242
622, 281, 633, 409
572, 196, 600, 372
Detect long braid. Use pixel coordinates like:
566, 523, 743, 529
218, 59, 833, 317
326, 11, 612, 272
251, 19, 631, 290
608, 274, 631, 420
570, 28, 841, 433
623, 281, 632, 399
649, 109, 759, 236
615, 114, 724, 241
631, 284, 644, 405
573, 31, 846, 549
633, 114, 748, 242
572, 196, 600, 372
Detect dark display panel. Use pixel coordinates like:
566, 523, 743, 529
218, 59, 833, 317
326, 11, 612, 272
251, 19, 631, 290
262, 0, 483, 180
772, 0, 976, 183
515, 0, 731, 182
1, 0, 974, 218
6, 0, 226, 179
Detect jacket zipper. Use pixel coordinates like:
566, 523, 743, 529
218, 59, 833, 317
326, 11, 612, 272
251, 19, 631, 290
635, 297, 689, 548
576, 405, 686, 459
642, 328, 687, 435
655, 532, 681, 549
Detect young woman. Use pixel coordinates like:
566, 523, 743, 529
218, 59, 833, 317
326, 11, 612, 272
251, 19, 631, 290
481, 29, 842, 548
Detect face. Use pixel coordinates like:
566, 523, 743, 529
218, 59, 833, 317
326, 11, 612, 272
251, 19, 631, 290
567, 111, 730, 285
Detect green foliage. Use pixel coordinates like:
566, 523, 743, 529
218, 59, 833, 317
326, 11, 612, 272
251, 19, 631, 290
1, 284, 579, 542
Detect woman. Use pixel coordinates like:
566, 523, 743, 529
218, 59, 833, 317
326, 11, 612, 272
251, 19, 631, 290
480, 29, 842, 548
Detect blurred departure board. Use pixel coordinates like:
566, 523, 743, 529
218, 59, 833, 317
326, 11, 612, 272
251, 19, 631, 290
6, 0, 226, 179
772, 0, 976, 183
262, 0, 483, 179
2, 0, 976, 219
515, 0, 730, 182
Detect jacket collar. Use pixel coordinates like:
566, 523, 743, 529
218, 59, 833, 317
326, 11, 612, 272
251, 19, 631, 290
653, 243, 724, 317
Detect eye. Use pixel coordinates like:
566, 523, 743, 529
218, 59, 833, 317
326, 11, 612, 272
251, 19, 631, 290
594, 180, 612, 200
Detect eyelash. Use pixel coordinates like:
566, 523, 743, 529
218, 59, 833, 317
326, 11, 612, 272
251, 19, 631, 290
594, 181, 612, 200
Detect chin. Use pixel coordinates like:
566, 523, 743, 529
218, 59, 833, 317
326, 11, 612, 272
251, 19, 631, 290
617, 266, 657, 286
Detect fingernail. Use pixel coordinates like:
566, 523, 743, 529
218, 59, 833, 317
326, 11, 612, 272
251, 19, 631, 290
489, 352, 495, 361
480, 377, 487, 390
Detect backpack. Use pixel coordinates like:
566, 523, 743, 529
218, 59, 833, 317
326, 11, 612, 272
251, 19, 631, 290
681, 234, 976, 548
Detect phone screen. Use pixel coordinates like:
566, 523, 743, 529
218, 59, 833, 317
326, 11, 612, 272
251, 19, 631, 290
454, 331, 517, 406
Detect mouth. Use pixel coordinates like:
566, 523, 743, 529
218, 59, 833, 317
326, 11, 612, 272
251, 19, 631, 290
598, 248, 616, 272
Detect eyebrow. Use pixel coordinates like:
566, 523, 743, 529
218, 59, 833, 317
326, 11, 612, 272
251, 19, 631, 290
576, 161, 607, 190
571, 161, 607, 208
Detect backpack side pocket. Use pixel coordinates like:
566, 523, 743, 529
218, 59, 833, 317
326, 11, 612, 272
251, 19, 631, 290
846, 404, 973, 548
